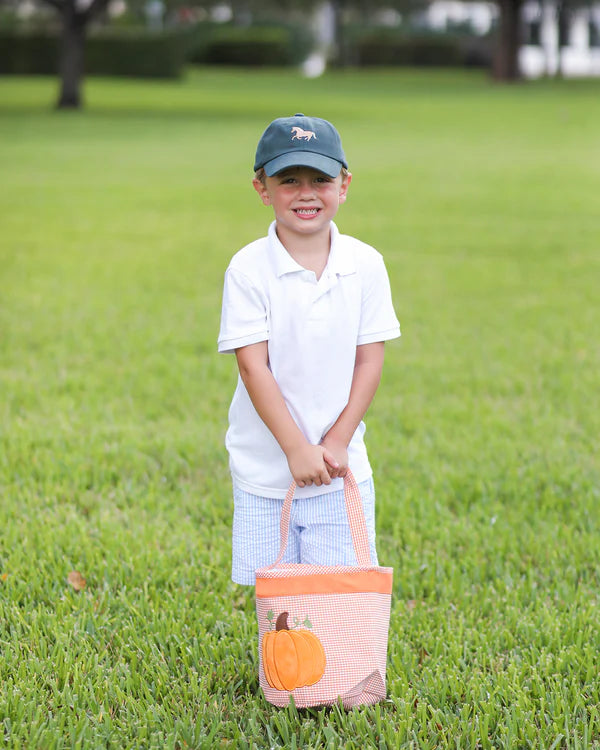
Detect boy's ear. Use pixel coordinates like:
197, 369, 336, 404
338, 172, 352, 205
253, 177, 271, 206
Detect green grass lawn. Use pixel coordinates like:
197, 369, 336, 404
1, 68, 599, 749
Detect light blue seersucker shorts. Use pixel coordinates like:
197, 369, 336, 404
232, 477, 379, 586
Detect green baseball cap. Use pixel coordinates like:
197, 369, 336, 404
254, 113, 348, 178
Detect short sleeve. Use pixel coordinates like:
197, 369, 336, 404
357, 252, 400, 346
218, 267, 269, 354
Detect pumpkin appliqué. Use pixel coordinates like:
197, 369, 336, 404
262, 611, 326, 691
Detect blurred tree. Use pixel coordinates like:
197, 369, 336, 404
492, 0, 524, 79
38, 0, 110, 108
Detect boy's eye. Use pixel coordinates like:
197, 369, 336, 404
277, 174, 331, 185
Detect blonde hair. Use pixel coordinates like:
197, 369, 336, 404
254, 166, 349, 185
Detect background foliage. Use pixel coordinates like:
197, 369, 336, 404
0, 23, 488, 77
1, 69, 599, 748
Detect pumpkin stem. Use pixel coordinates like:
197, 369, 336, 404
275, 611, 289, 631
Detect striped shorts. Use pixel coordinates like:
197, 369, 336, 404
231, 477, 378, 586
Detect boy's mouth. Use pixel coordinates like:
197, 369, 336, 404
293, 208, 320, 217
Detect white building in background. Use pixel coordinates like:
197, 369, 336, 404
421, 0, 497, 35
520, 1, 600, 76
423, 0, 600, 77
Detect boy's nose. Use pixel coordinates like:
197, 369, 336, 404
298, 180, 316, 197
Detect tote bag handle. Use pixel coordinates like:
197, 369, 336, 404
268, 470, 373, 569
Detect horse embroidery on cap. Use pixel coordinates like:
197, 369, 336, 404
291, 127, 316, 142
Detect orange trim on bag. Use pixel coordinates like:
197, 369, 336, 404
255, 570, 393, 598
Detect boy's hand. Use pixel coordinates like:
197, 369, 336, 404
320, 434, 349, 479
287, 444, 337, 488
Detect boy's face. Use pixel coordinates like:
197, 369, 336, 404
252, 166, 351, 241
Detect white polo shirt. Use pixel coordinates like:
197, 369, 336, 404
218, 221, 400, 499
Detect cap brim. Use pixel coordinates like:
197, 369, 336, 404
263, 151, 344, 179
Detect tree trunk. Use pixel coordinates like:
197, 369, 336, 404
330, 0, 351, 67
555, 0, 567, 78
493, 0, 523, 81
57, 2, 86, 109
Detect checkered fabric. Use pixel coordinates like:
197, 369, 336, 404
255, 470, 392, 709
231, 477, 378, 585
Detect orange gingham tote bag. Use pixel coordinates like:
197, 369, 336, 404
255, 470, 393, 709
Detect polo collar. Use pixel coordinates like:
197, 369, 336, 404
268, 221, 356, 278
327, 222, 356, 277
268, 221, 305, 277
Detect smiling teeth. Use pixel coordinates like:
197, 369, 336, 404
296, 209, 318, 215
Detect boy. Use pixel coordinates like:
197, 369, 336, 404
218, 113, 400, 585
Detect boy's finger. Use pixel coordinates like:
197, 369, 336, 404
321, 469, 332, 485
323, 451, 339, 469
